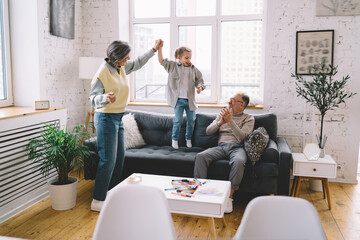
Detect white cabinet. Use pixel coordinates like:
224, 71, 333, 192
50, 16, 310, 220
291, 153, 337, 210
293, 153, 337, 178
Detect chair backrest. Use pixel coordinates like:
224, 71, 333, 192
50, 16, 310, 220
93, 184, 176, 240
233, 196, 327, 240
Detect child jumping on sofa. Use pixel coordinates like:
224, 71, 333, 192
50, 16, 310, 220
158, 42, 205, 149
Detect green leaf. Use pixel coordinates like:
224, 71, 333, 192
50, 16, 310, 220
25, 123, 94, 185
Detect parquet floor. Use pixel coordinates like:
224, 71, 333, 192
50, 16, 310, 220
0, 177, 359, 239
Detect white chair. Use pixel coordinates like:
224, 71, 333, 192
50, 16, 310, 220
233, 196, 327, 240
93, 184, 176, 240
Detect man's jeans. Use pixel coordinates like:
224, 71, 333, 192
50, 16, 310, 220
93, 112, 125, 201
172, 98, 196, 141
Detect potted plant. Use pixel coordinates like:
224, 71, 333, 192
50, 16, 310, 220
26, 123, 93, 210
291, 61, 357, 157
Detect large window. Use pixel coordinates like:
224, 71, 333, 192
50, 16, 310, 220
0, 0, 13, 107
130, 0, 264, 104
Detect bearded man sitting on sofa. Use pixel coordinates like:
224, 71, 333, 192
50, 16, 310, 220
194, 92, 254, 214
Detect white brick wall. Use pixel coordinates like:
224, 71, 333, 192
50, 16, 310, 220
35, 0, 359, 182
39, 0, 118, 128
264, 0, 360, 182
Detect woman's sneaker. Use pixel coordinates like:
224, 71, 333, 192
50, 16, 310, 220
91, 199, 104, 212
225, 198, 233, 214
172, 140, 179, 149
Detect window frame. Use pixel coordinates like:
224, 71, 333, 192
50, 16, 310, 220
129, 0, 264, 105
0, 0, 13, 107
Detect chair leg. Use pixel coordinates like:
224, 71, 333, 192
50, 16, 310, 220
85, 111, 91, 129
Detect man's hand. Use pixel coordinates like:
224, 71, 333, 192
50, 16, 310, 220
219, 107, 233, 124
106, 92, 116, 103
196, 86, 202, 94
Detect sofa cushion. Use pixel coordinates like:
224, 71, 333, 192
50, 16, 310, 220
253, 113, 277, 141
207, 159, 278, 180
244, 127, 269, 166
123, 113, 146, 149
123, 145, 205, 179
193, 113, 219, 148
128, 110, 188, 147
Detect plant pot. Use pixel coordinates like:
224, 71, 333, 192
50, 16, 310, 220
48, 176, 78, 210
309, 179, 323, 192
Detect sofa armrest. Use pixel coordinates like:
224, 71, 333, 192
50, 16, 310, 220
277, 136, 293, 195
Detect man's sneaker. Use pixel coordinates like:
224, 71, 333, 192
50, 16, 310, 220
172, 140, 179, 149
186, 139, 192, 148
91, 199, 104, 212
225, 198, 233, 214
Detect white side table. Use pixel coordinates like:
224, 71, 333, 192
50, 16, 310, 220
291, 153, 337, 209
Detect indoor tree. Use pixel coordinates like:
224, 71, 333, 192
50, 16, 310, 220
291, 61, 357, 149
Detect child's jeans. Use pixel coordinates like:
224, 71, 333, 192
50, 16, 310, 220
172, 98, 196, 141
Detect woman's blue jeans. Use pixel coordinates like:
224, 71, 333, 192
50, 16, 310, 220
93, 112, 125, 201
172, 98, 196, 141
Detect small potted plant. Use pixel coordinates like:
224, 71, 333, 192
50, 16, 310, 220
26, 123, 93, 210
291, 61, 357, 157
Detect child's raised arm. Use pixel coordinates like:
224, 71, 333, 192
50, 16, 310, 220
158, 45, 164, 64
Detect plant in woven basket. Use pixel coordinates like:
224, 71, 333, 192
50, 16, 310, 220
291, 61, 357, 149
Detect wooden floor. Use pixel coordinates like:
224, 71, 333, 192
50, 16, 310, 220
1, 177, 359, 240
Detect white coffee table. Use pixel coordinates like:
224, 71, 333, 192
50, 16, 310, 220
113, 173, 231, 238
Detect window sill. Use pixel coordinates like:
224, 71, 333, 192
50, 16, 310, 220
0, 106, 67, 120
128, 102, 263, 109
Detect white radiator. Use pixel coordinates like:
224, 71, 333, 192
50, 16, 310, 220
0, 108, 67, 223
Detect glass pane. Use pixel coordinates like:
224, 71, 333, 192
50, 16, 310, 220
133, 23, 170, 100
221, 21, 262, 102
134, 0, 169, 18
222, 0, 263, 15
176, 0, 216, 16
178, 25, 212, 98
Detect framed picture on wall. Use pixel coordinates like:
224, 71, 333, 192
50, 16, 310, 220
295, 30, 334, 75
50, 0, 75, 39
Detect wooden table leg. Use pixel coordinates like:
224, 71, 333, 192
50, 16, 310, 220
208, 217, 217, 239
221, 216, 227, 227
294, 176, 302, 197
321, 179, 326, 199
324, 178, 331, 210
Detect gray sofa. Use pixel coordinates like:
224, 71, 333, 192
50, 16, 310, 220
84, 110, 293, 195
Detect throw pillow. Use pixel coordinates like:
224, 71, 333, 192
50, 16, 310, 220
244, 127, 269, 166
122, 113, 146, 149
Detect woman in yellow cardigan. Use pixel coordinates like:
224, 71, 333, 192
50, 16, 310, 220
90, 39, 163, 211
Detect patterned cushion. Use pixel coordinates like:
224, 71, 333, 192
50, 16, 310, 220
244, 127, 270, 166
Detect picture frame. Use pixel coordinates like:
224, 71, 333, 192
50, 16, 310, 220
50, 0, 75, 39
295, 30, 334, 75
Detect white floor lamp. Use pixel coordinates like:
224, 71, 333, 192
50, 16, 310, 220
79, 57, 103, 132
